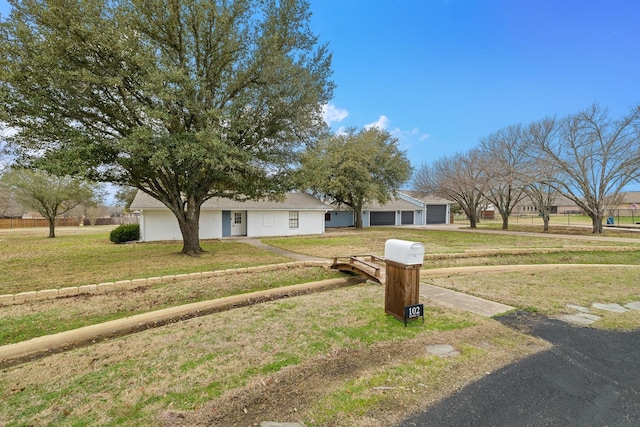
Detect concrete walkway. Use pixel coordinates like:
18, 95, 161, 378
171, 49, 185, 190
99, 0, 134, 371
237, 238, 329, 262
420, 283, 514, 317
243, 238, 515, 317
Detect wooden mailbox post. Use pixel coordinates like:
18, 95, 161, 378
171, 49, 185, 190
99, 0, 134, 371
384, 239, 424, 321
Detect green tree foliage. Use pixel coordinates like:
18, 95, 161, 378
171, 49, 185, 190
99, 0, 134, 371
1, 169, 98, 237
298, 127, 412, 228
0, 0, 333, 254
114, 186, 139, 212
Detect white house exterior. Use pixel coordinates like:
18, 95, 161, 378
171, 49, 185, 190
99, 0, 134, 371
130, 191, 330, 242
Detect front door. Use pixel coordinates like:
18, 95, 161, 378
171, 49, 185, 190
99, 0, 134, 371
231, 211, 246, 236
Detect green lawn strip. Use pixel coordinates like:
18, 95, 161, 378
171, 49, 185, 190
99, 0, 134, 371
0, 234, 290, 294
593, 310, 640, 331
479, 222, 640, 238
424, 248, 640, 269
0, 268, 344, 345
263, 227, 639, 258
426, 266, 640, 320
306, 354, 463, 426
0, 285, 475, 426
3, 226, 639, 295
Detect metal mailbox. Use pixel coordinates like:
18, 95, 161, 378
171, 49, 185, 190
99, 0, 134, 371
384, 239, 424, 265
384, 239, 424, 322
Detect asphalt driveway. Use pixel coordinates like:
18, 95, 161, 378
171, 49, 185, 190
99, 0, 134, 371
401, 312, 640, 427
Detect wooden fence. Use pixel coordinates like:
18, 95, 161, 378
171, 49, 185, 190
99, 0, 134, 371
0, 217, 79, 229
0, 215, 138, 229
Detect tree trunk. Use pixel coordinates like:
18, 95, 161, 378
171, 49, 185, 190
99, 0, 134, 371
464, 207, 478, 228
468, 213, 478, 228
47, 218, 56, 238
542, 214, 550, 231
592, 214, 604, 234
354, 210, 363, 229
176, 198, 204, 256
501, 215, 509, 230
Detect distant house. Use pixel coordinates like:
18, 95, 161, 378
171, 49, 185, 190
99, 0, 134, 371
324, 191, 453, 228
513, 194, 583, 215
613, 191, 640, 213
130, 191, 330, 242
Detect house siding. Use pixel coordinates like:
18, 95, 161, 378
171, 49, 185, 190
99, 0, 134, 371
246, 210, 324, 237
324, 211, 355, 228
137, 208, 325, 241
139, 210, 222, 242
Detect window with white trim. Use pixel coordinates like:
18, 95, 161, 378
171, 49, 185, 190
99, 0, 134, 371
289, 211, 299, 228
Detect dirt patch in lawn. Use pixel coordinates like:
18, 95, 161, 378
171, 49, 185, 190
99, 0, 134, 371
162, 321, 548, 427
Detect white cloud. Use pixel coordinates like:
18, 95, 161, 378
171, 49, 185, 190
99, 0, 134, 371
322, 103, 349, 126
335, 126, 349, 136
364, 115, 390, 131
419, 133, 431, 141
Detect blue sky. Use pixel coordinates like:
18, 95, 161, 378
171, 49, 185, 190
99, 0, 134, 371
2, 0, 639, 172
310, 0, 640, 169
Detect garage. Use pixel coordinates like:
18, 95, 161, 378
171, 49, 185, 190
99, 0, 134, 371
370, 211, 396, 226
426, 205, 447, 224
401, 211, 414, 225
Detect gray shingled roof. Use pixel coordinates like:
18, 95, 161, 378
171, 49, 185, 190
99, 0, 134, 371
363, 198, 422, 211
620, 191, 640, 204
130, 191, 330, 211
399, 190, 454, 205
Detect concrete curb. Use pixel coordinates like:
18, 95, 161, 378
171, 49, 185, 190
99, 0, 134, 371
0, 276, 365, 368
421, 263, 640, 277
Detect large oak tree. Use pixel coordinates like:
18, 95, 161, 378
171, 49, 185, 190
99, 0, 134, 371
298, 127, 412, 228
0, 0, 333, 254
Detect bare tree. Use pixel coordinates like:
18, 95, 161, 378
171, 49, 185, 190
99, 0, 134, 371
522, 118, 561, 231
478, 124, 529, 230
1, 169, 98, 237
84, 205, 111, 225
531, 104, 640, 233
414, 150, 487, 228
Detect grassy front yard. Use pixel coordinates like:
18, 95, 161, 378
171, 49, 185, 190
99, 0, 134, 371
1, 225, 639, 426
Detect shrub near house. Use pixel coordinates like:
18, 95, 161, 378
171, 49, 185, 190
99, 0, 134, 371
110, 224, 140, 244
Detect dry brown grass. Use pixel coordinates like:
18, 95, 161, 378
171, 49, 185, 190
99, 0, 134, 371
424, 265, 640, 320
1, 283, 548, 427
0, 267, 344, 345
263, 226, 640, 259
3, 226, 640, 425
0, 226, 291, 294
